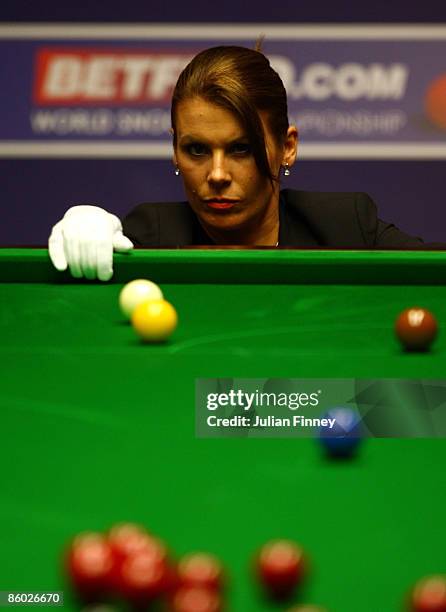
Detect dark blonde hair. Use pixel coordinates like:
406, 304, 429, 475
171, 45, 289, 182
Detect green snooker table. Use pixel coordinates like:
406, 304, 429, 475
1, 247, 446, 612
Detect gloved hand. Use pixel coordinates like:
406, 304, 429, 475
48, 205, 133, 281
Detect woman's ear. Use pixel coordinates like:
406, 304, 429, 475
284, 125, 298, 167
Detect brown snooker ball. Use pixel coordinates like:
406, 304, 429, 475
395, 308, 438, 351
410, 575, 446, 611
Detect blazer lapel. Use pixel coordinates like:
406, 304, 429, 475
278, 192, 321, 247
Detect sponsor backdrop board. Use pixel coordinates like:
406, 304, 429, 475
0, 23, 445, 244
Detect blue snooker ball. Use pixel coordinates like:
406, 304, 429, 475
318, 407, 363, 457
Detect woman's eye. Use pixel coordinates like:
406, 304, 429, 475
230, 143, 251, 155
186, 143, 208, 156
183, 142, 251, 157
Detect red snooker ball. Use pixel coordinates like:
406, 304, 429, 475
395, 307, 438, 351
171, 586, 222, 612
107, 523, 166, 563
411, 575, 446, 611
66, 533, 114, 601
256, 539, 305, 599
114, 549, 173, 604
177, 552, 224, 592
106, 523, 172, 603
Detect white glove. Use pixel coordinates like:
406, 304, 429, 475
48, 205, 133, 281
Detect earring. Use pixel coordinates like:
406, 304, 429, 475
174, 166, 180, 176
283, 162, 291, 177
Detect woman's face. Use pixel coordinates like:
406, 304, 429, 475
173, 97, 297, 241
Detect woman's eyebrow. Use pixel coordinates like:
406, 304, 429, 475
178, 134, 249, 144
178, 134, 205, 144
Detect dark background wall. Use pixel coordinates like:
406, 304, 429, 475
2, 0, 444, 23
1, 1, 445, 245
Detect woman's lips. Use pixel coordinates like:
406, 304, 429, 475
204, 199, 239, 210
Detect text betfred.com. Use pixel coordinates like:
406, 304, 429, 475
33, 49, 409, 106
33, 49, 194, 105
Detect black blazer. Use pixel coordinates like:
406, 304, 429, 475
122, 189, 441, 249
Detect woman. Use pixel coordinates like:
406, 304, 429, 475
48, 44, 437, 282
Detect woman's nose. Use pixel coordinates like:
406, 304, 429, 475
207, 153, 231, 185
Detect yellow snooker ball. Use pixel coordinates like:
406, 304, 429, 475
131, 299, 178, 342
119, 279, 163, 319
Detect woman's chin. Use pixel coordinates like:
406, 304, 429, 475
199, 209, 246, 231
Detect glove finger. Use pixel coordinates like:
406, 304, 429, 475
96, 239, 114, 282
113, 233, 134, 252
80, 240, 97, 281
64, 236, 83, 279
108, 212, 124, 233
48, 222, 68, 271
